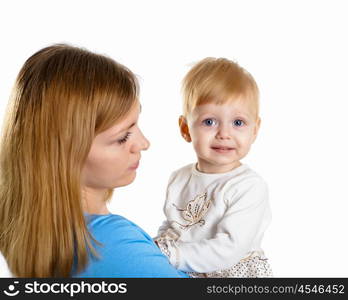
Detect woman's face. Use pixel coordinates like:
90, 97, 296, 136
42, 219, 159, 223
81, 101, 150, 190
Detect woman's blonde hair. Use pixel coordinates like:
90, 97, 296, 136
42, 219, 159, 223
0, 44, 138, 277
182, 57, 259, 118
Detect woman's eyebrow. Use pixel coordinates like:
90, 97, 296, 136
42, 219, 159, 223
109, 122, 136, 138
108, 104, 141, 138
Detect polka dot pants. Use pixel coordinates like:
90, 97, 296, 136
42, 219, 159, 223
188, 252, 273, 278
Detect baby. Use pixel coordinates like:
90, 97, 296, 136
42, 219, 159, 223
154, 58, 273, 277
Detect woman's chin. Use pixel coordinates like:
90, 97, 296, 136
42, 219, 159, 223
114, 172, 137, 188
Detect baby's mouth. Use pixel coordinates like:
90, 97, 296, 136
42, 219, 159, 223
211, 146, 235, 153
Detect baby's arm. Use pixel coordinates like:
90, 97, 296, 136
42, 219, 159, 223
156, 220, 171, 237
153, 171, 181, 241
156, 179, 271, 273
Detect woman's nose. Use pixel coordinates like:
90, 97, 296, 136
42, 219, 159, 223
141, 133, 150, 151
131, 128, 150, 153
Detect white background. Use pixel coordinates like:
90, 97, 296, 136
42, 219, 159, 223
0, 0, 347, 277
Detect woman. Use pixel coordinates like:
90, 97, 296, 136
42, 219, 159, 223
0, 44, 188, 277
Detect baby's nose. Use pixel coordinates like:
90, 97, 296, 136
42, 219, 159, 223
216, 125, 231, 139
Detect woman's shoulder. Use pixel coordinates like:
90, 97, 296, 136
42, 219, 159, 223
77, 213, 189, 277
85, 213, 152, 243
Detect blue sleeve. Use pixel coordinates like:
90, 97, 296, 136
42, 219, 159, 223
73, 215, 189, 278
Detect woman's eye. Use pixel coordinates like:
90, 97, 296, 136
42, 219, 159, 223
202, 118, 217, 126
233, 119, 245, 127
117, 132, 132, 144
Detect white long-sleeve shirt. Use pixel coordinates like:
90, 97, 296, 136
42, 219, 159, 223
155, 163, 272, 273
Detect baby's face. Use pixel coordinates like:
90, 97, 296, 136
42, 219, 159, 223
184, 100, 260, 173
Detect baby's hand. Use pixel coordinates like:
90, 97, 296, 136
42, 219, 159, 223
158, 227, 180, 242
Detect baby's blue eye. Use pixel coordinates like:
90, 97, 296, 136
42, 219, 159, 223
233, 119, 244, 127
203, 118, 216, 126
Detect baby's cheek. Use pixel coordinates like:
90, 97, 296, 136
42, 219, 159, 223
198, 129, 213, 141
241, 139, 254, 154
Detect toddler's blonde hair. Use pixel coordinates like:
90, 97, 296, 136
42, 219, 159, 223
182, 57, 259, 119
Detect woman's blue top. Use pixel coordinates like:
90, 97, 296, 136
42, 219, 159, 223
72, 213, 188, 278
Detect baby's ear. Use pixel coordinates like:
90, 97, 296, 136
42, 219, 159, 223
252, 117, 261, 142
178, 115, 192, 142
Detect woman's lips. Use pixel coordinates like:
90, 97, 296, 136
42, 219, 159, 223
129, 161, 140, 170
211, 146, 235, 153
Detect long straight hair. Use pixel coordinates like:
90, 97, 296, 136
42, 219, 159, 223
0, 44, 138, 277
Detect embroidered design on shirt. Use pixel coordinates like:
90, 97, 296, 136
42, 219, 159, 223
172, 192, 211, 229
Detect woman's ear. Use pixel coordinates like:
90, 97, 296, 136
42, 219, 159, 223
178, 115, 192, 142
